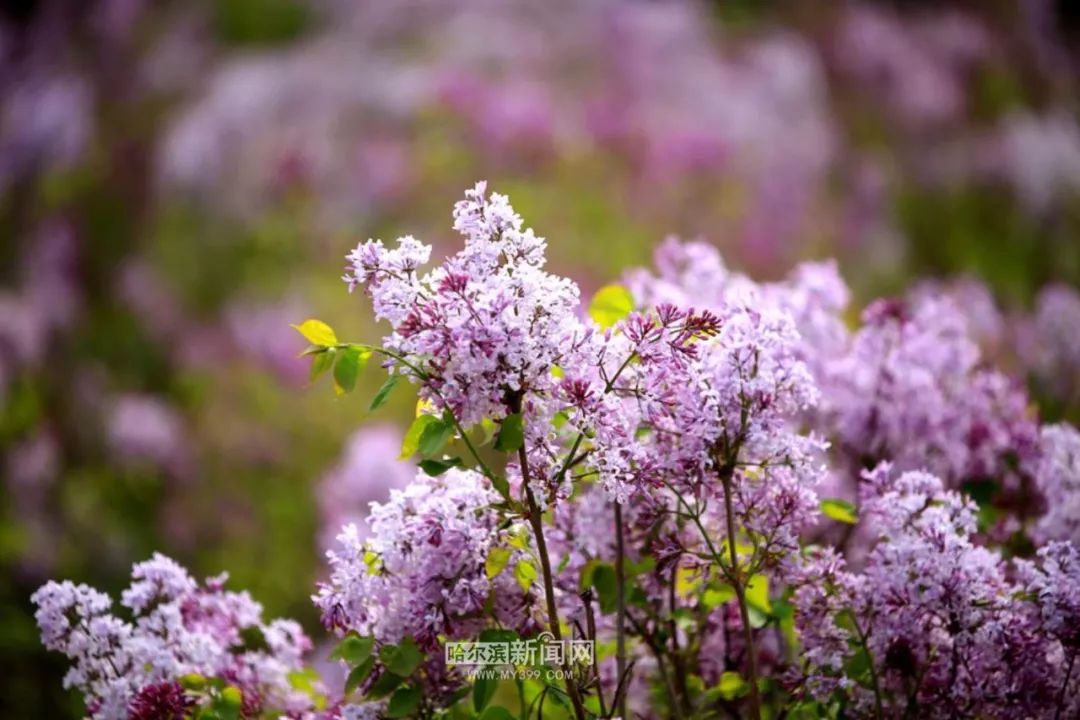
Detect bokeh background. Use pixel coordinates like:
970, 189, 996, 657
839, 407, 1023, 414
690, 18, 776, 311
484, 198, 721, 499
3, 0, 1080, 715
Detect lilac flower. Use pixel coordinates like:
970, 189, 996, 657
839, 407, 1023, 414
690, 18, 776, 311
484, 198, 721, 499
823, 294, 1040, 494
343, 182, 589, 426
1016, 541, 1080, 718
834, 5, 986, 129
105, 393, 192, 478
627, 237, 851, 380
0, 75, 91, 190
226, 293, 313, 385
992, 111, 1080, 214
1033, 424, 1080, 545
32, 554, 315, 719
128, 682, 193, 720
314, 468, 543, 651
1018, 283, 1080, 407
793, 465, 1052, 717
911, 276, 1007, 354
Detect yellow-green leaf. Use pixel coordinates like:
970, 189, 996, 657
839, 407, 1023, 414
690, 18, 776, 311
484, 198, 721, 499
514, 560, 537, 591
588, 284, 634, 328
333, 346, 369, 395
746, 574, 771, 615
675, 566, 702, 598
716, 671, 749, 700
401, 415, 440, 458
310, 349, 334, 382
821, 498, 858, 525
486, 547, 512, 579
701, 583, 736, 609
291, 319, 338, 346
369, 373, 402, 411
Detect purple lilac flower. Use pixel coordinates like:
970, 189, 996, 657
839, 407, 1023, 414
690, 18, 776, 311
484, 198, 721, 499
1018, 283, 1080, 407
343, 182, 589, 427
31, 554, 315, 719
106, 393, 192, 479
314, 468, 543, 651
833, 5, 988, 130
1033, 424, 1080, 546
626, 237, 851, 381
823, 294, 1040, 495
226, 293, 313, 386
793, 464, 1055, 717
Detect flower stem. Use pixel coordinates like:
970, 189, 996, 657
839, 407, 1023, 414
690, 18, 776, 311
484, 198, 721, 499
519, 445, 588, 720
720, 466, 762, 720
846, 609, 884, 720
614, 501, 628, 720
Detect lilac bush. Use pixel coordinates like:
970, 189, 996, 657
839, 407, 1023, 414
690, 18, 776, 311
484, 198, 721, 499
34, 185, 1080, 718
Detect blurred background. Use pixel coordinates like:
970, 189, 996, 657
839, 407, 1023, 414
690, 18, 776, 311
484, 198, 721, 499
3, 0, 1080, 715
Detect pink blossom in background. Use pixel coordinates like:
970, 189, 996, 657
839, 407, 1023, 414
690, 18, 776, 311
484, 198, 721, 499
226, 295, 312, 386
106, 394, 192, 480
316, 424, 414, 552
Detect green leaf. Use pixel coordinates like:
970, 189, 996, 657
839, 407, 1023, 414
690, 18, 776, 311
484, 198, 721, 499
490, 473, 511, 502
514, 560, 538, 591
579, 559, 601, 591
291, 319, 338, 346
844, 645, 872, 686
345, 656, 375, 695
333, 346, 369, 395
746, 574, 771, 615
401, 415, 440, 459
494, 413, 524, 453
380, 637, 423, 677
820, 498, 858, 525
212, 686, 243, 720
332, 635, 374, 666
479, 708, 515, 720
419, 457, 463, 476
369, 373, 402, 411
235, 625, 270, 653
366, 671, 404, 699
473, 673, 497, 712
588, 284, 634, 328
288, 667, 322, 695
486, 547, 512, 579
713, 671, 749, 700
625, 556, 656, 577
479, 628, 519, 644
387, 685, 422, 718
310, 349, 334, 382
592, 563, 618, 614
701, 583, 736, 609
418, 417, 455, 457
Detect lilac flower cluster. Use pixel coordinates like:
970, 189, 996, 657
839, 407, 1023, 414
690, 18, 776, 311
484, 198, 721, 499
31, 554, 316, 719
314, 467, 543, 650
344, 182, 586, 426
630, 238, 1043, 516
792, 464, 1062, 718
1033, 424, 1080, 546
824, 294, 1040, 493
1020, 283, 1080, 407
